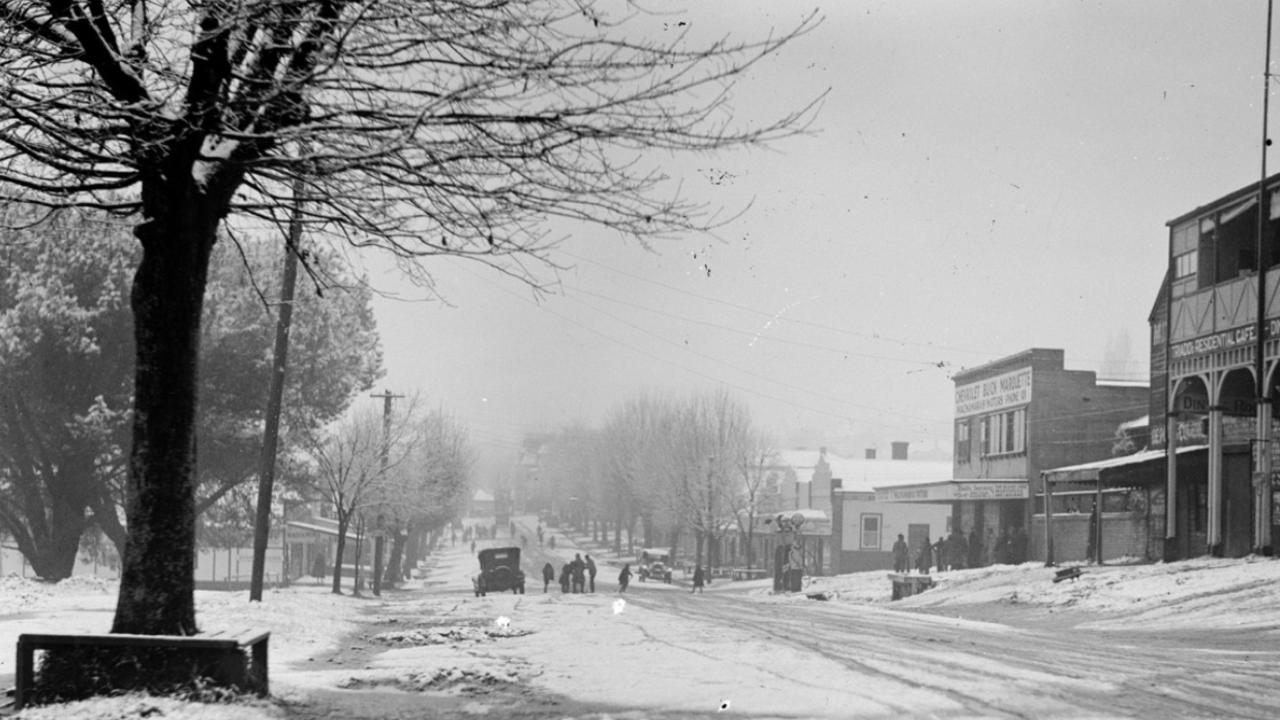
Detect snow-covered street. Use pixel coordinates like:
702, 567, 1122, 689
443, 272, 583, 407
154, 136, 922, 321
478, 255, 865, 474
5, 516, 1280, 719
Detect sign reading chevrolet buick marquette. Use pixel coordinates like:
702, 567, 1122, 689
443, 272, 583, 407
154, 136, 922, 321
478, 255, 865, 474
954, 367, 1032, 418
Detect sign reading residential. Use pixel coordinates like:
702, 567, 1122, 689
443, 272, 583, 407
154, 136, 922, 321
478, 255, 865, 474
1170, 318, 1280, 361
954, 367, 1033, 418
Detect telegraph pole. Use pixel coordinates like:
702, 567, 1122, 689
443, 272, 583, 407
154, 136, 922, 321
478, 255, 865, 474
1256, 0, 1276, 556
370, 389, 404, 596
249, 178, 303, 602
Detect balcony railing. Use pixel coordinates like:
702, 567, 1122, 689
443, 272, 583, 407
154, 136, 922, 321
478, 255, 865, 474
1169, 270, 1280, 344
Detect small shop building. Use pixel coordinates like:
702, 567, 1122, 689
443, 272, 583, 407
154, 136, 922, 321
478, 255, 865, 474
884, 349, 1148, 563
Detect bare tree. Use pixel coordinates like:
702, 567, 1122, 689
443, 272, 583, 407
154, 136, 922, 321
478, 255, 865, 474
0, 2, 820, 633
304, 402, 414, 595
727, 429, 779, 570
367, 404, 474, 587
671, 389, 753, 570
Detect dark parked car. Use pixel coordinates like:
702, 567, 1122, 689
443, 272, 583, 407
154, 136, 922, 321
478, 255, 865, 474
473, 547, 525, 596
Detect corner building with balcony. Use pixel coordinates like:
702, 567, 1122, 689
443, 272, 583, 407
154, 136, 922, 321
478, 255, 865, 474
1155, 174, 1280, 559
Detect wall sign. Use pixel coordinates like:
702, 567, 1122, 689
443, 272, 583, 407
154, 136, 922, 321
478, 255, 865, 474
954, 367, 1033, 418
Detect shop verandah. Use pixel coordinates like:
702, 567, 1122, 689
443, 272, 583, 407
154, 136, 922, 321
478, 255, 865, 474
1040, 446, 1208, 564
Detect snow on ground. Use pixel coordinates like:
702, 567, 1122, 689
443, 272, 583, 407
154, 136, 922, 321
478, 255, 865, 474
4, 521, 1280, 719
772, 554, 1280, 632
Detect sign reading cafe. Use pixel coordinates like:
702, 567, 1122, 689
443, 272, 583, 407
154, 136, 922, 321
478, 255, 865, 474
955, 367, 1033, 418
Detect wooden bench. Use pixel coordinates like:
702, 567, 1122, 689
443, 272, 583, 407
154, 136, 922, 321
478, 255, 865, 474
1052, 566, 1084, 583
730, 567, 770, 581
15, 628, 269, 709
887, 572, 935, 600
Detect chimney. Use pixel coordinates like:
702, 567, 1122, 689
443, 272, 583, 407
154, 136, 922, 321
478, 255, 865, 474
865, 448, 877, 460
891, 441, 909, 460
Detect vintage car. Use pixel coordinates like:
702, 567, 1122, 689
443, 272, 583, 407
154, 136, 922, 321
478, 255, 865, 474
473, 547, 526, 596
636, 548, 673, 584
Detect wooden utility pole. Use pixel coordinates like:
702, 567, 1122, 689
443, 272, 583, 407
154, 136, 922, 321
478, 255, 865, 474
249, 181, 303, 602
370, 389, 404, 596
1255, 0, 1276, 556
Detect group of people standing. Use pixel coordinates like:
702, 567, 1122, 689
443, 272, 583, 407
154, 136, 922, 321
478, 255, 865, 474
542, 553, 598, 593
893, 525, 1030, 574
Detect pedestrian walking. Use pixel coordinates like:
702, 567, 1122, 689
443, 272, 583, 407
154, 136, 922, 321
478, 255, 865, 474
618, 563, 632, 592
967, 528, 982, 569
934, 536, 948, 572
916, 534, 933, 574
549, 535, 556, 550
585, 554, 597, 593
310, 554, 326, 584
542, 562, 555, 593
949, 529, 967, 571
891, 534, 909, 573
559, 563, 571, 593
1012, 526, 1029, 564
995, 528, 1012, 565
470, 539, 476, 555
692, 565, 705, 593
571, 553, 586, 593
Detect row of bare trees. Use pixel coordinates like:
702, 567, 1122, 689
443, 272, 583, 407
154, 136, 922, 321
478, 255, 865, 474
537, 388, 783, 571
305, 397, 472, 595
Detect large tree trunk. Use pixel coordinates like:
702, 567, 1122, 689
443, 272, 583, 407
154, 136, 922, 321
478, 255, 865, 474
0, 400, 98, 581
6, 506, 86, 582
112, 202, 218, 635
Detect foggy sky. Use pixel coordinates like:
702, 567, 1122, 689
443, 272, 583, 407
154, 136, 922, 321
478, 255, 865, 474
362, 1, 1275, 483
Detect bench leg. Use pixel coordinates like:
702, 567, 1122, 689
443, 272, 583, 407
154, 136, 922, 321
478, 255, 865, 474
15, 640, 32, 710
250, 641, 269, 696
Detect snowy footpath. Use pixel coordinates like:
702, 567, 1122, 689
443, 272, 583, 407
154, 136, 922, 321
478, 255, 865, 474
3, 519, 1280, 719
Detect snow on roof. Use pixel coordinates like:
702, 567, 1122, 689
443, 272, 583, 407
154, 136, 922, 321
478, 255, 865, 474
472, 488, 495, 502
827, 456, 955, 493
774, 448, 954, 493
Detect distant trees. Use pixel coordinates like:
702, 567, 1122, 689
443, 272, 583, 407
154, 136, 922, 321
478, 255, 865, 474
542, 388, 773, 568
0, 205, 380, 580
304, 399, 472, 594
0, 0, 818, 634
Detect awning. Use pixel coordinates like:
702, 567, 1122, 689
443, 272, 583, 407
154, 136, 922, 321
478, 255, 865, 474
874, 478, 1027, 503
1042, 445, 1208, 486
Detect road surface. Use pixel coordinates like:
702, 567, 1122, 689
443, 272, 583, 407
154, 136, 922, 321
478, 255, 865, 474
277, 525, 1280, 719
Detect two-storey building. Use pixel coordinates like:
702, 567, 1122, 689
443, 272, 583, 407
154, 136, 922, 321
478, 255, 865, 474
882, 349, 1147, 562
1154, 174, 1280, 558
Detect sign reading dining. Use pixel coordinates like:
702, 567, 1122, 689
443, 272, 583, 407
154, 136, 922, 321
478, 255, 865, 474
955, 367, 1032, 418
